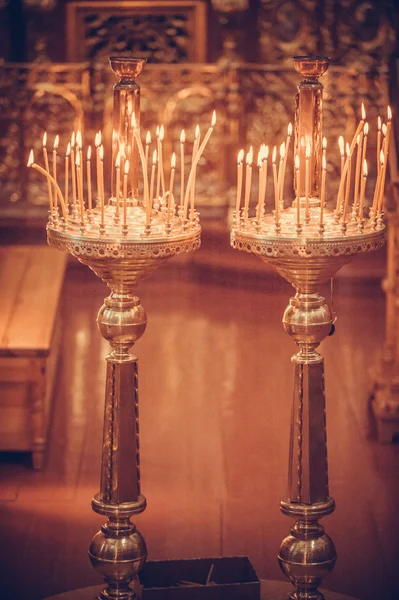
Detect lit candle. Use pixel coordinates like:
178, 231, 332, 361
75, 150, 85, 223
320, 154, 326, 226
256, 148, 263, 222
115, 151, 121, 218
372, 150, 384, 215
295, 154, 300, 226
361, 122, 369, 168
190, 125, 200, 218
123, 159, 129, 227
52, 135, 59, 209
243, 147, 253, 220
99, 144, 104, 226
352, 133, 363, 214
42, 132, 53, 211
95, 131, 101, 208
382, 123, 387, 153
149, 149, 157, 209
236, 149, 244, 217
76, 130, 83, 210
377, 116, 382, 175
338, 136, 345, 177
132, 127, 150, 225
260, 145, 269, 215
305, 142, 311, 222
336, 104, 366, 213
159, 124, 165, 197
277, 141, 285, 206
183, 111, 216, 219
180, 129, 185, 208
145, 131, 151, 178
87, 146, 92, 211
272, 146, 279, 224
377, 151, 387, 215
280, 124, 292, 204
342, 143, 351, 225
358, 159, 367, 221
167, 152, 176, 224
70, 131, 77, 211
384, 105, 393, 158
65, 143, 70, 210
27, 150, 67, 218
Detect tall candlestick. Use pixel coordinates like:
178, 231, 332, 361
70, 131, 77, 212
123, 159, 129, 227
305, 143, 310, 223
243, 147, 253, 221
190, 125, 200, 218
149, 149, 157, 209
180, 129, 185, 208
272, 146, 279, 225
145, 131, 151, 178
278, 142, 286, 206
167, 152, 176, 224
115, 151, 121, 218
236, 149, 244, 217
87, 146, 92, 211
42, 132, 53, 211
28, 150, 66, 218
320, 154, 326, 226
358, 159, 367, 221
377, 116, 382, 175
65, 143, 70, 210
295, 154, 300, 226
52, 135, 59, 210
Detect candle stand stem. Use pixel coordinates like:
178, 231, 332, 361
278, 290, 336, 599
89, 287, 148, 600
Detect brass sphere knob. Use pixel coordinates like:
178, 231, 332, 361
97, 294, 147, 349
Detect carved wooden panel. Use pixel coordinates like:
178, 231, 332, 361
66, 1, 207, 63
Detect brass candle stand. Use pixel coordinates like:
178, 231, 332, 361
29, 56, 211, 600
231, 56, 387, 599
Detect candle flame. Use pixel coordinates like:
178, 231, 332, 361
356, 134, 360, 144
382, 123, 387, 136
124, 159, 130, 175
288, 123, 293, 136
361, 102, 366, 120
99, 145, 104, 160
272, 146, 277, 163
66, 142, 71, 157
76, 130, 82, 148
338, 135, 345, 155
257, 149, 262, 168
380, 149, 385, 165
180, 129, 185, 143
131, 113, 137, 128
264, 145, 269, 160
152, 149, 157, 165
364, 122, 369, 135
71, 131, 75, 146
363, 158, 368, 176
75, 151, 81, 167
280, 142, 285, 159
246, 146, 253, 165
156, 125, 160, 137
211, 110, 217, 127
378, 116, 381, 130
305, 143, 311, 159
54, 134, 59, 150
95, 132, 99, 147
322, 136, 327, 150
388, 105, 392, 121
295, 154, 300, 170
195, 124, 200, 139
27, 150, 34, 167
115, 151, 121, 168
146, 131, 151, 145
322, 154, 326, 170
87, 146, 91, 160
171, 152, 176, 169
160, 124, 165, 141
237, 149, 244, 164
42, 132, 47, 147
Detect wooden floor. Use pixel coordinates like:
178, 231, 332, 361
0, 256, 398, 600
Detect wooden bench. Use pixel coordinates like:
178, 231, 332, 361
0, 245, 67, 469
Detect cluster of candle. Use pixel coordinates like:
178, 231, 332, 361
27, 111, 216, 234
235, 104, 392, 234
